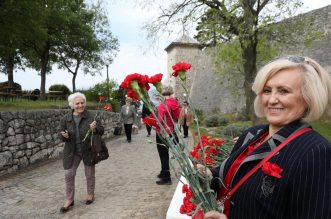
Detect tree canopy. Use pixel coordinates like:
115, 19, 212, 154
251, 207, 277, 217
143, 0, 316, 119
0, 0, 119, 98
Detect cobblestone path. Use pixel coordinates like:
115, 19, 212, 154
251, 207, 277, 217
0, 129, 192, 219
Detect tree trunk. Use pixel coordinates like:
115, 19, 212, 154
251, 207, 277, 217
240, 36, 258, 122
240, 1, 259, 123
39, 41, 50, 100
72, 73, 77, 93
6, 54, 14, 88
72, 63, 80, 93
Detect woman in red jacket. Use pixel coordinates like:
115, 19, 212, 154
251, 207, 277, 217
155, 85, 181, 185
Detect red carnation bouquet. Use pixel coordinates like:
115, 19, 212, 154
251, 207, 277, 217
190, 135, 225, 167
120, 62, 223, 217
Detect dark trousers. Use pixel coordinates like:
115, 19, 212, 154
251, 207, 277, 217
156, 133, 178, 178
124, 123, 133, 141
183, 119, 189, 137
145, 124, 152, 135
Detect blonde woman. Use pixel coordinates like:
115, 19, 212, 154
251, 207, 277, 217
203, 56, 331, 219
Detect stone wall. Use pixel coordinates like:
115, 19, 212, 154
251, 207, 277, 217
0, 110, 121, 176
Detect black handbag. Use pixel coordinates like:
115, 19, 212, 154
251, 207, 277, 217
113, 126, 122, 135
91, 134, 109, 164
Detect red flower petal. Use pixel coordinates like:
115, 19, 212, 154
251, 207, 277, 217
262, 162, 283, 178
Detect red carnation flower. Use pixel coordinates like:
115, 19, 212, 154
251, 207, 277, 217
127, 90, 140, 101
142, 114, 158, 127
99, 96, 105, 101
149, 73, 163, 93
103, 105, 112, 111
171, 62, 191, 81
262, 162, 283, 178
149, 73, 163, 84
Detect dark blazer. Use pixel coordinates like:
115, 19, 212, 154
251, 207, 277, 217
212, 120, 331, 219
59, 110, 104, 169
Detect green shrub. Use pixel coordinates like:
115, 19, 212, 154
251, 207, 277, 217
193, 108, 204, 123
49, 84, 71, 95
223, 124, 249, 137
218, 116, 229, 126
204, 114, 220, 127
81, 80, 119, 103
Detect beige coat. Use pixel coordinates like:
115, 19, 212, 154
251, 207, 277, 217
178, 107, 193, 126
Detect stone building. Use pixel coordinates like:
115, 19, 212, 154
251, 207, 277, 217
165, 4, 331, 115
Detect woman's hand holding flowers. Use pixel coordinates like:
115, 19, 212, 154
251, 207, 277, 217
204, 211, 228, 219
90, 121, 97, 132
196, 164, 212, 177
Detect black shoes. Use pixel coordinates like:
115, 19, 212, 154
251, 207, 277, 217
127, 139, 131, 143
156, 177, 172, 185
60, 200, 74, 213
156, 171, 172, 185
157, 171, 170, 179
86, 196, 94, 205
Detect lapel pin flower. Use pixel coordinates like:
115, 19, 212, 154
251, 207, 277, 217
262, 162, 283, 179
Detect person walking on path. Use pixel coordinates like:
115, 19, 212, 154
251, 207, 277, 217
178, 101, 193, 138
59, 92, 104, 213
141, 103, 152, 137
155, 85, 181, 185
120, 96, 137, 143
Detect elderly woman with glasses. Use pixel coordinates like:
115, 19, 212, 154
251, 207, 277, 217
58, 92, 104, 213
202, 56, 331, 219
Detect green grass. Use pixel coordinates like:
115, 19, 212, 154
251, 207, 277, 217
311, 121, 331, 141
0, 100, 99, 111
191, 120, 331, 142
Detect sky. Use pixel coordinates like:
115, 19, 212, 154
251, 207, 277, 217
0, 0, 330, 91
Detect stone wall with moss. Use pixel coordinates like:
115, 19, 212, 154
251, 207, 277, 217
0, 110, 121, 175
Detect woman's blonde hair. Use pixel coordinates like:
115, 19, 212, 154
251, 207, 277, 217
68, 92, 86, 109
252, 56, 331, 122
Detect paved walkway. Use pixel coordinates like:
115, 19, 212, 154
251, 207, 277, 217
0, 129, 193, 219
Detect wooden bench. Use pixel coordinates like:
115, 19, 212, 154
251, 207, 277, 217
47, 91, 66, 101
21, 91, 39, 101
0, 92, 16, 101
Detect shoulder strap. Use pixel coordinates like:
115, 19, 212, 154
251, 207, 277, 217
226, 127, 311, 199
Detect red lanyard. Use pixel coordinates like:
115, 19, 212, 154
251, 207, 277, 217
224, 127, 311, 201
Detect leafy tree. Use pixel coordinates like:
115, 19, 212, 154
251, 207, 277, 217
21, 0, 77, 100
55, 1, 119, 92
0, 0, 45, 88
83, 79, 118, 102
142, 0, 317, 119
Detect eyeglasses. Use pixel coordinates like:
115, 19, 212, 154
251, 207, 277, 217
286, 56, 319, 75
286, 56, 307, 63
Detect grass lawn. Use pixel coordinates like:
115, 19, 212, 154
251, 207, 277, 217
311, 121, 331, 141
0, 100, 99, 111
191, 120, 331, 142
